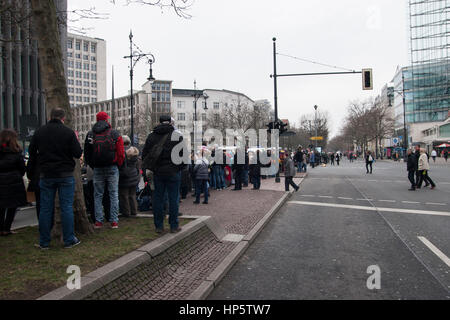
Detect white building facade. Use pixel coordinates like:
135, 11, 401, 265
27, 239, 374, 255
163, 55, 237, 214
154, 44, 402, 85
66, 33, 107, 107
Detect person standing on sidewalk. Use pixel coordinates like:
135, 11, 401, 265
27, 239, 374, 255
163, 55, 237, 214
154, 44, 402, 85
84, 111, 124, 229
431, 149, 437, 163
193, 150, 210, 204
335, 152, 340, 166
365, 151, 374, 174
417, 148, 436, 190
28, 108, 82, 249
284, 153, 299, 192
0, 129, 27, 236
309, 151, 315, 169
232, 150, 244, 190
119, 140, 140, 218
406, 149, 417, 191
294, 147, 303, 172
142, 115, 184, 234
443, 149, 448, 162
249, 151, 261, 190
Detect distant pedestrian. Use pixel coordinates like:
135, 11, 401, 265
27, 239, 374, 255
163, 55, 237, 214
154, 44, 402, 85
84, 111, 124, 229
28, 108, 82, 249
193, 151, 209, 204
365, 151, 374, 174
294, 148, 303, 172
309, 151, 315, 168
406, 149, 417, 191
413, 145, 423, 188
232, 149, 244, 191
119, 143, 140, 218
302, 152, 308, 172
417, 148, 436, 190
335, 153, 340, 166
330, 153, 335, 166
142, 115, 185, 234
284, 153, 299, 192
444, 149, 448, 162
249, 151, 261, 190
0, 129, 27, 236
431, 149, 437, 163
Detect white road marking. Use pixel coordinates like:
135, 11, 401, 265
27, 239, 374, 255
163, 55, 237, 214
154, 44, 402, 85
402, 201, 420, 204
426, 202, 447, 206
287, 201, 450, 217
300, 195, 316, 197
368, 180, 377, 182
318, 196, 333, 198
338, 197, 353, 200
378, 200, 396, 203
357, 198, 373, 201
417, 236, 450, 268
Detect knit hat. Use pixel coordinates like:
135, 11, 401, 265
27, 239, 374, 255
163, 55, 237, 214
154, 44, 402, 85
159, 115, 171, 123
96, 111, 110, 122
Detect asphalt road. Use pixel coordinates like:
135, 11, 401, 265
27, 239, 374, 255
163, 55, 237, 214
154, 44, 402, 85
208, 159, 450, 300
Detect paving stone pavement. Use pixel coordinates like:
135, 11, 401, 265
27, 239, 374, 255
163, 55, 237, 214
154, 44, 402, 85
87, 175, 305, 300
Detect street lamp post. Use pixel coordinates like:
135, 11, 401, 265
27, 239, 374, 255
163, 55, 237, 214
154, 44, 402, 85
314, 105, 318, 150
388, 73, 408, 159
191, 80, 208, 147
123, 30, 155, 146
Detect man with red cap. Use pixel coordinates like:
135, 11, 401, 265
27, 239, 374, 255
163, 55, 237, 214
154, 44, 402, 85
84, 111, 124, 229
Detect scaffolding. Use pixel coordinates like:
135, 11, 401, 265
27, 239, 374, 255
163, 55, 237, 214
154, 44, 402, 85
408, 0, 450, 123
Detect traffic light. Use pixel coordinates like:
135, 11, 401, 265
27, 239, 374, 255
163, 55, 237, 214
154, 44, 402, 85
266, 121, 275, 133
362, 68, 373, 90
278, 120, 288, 135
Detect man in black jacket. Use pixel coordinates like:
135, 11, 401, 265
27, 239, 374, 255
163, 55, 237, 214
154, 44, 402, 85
406, 149, 417, 191
142, 115, 184, 234
413, 145, 428, 188
28, 108, 82, 249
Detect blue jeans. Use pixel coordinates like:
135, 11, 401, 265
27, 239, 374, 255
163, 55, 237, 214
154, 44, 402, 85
153, 172, 181, 230
242, 169, 249, 186
209, 170, 216, 189
39, 176, 78, 247
94, 166, 119, 223
297, 162, 302, 172
195, 179, 209, 203
213, 165, 224, 189
302, 162, 307, 172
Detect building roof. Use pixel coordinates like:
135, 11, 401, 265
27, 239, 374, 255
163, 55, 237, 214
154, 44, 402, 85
172, 89, 204, 97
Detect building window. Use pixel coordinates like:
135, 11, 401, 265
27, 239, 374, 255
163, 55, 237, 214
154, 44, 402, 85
177, 113, 185, 121
84, 89, 90, 94
76, 88, 82, 94
68, 70, 74, 77
91, 44, 96, 53
214, 102, 219, 109
75, 61, 82, 69
91, 82, 97, 88
177, 101, 185, 109
84, 81, 90, 87
91, 56, 96, 62
84, 63, 89, 70
91, 64, 97, 71
68, 52, 73, 57
76, 80, 82, 86
68, 60, 74, 68
69, 95, 74, 101
201, 113, 206, 122
67, 39, 73, 49
75, 53, 81, 59
75, 41, 81, 50
91, 74, 97, 80
75, 71, 82, 78
83, 55, 89, 60
83, 42, 89, 51
83, 72, 89, 79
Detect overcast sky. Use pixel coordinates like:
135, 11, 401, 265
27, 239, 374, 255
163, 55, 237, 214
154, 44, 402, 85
68, 0, 410, 137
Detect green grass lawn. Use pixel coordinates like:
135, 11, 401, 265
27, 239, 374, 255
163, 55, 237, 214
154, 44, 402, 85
0, 216, 191, 300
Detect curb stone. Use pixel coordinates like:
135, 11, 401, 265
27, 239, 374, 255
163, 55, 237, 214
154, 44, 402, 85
186, 177, 307, 300
38, 215, 223, 300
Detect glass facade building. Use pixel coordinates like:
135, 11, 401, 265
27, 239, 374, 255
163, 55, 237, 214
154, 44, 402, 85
407, 0, 450, 123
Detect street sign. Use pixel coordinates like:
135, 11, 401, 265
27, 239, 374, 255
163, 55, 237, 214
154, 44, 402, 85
310, 136, 324, 141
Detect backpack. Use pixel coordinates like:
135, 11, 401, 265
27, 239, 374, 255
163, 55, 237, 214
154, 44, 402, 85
142, 132, 171, 172
91, 129, 117, 167
369, 155, 373, 162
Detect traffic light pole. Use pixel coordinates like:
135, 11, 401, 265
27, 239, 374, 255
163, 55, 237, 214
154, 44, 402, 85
272, 38, 281, 183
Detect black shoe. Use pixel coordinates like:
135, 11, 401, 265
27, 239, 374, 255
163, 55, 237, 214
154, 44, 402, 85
155, 228, 164, 234
295, 187, 299, 192
35, 244, 49, 250
202, 201, 208, 204
193, 201, 200, 204
408, 188, 415, 191
64, 239, 81, 249
170, 227, 182, 233
178, 212, 183, 216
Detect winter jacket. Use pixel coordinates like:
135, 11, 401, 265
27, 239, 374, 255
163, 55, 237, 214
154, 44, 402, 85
414, 149, 421, 170
194, 158, 209, 180
294, 151, 303, 163
25, 150, 41, 192
407, 153, 417, 172
119, 147, 140, 188
28, 119, 82, 178
365, 154, 374, 164
84, 120, 124, 168
0, 146, 27, 208
142, 123, 184, 176
284, 157, 296, 177
418, 153, 430, 171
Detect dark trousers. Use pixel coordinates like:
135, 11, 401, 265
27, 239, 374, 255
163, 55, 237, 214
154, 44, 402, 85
35, 187, 41, 219
234, 169, 243, 190
366, 162, 372, 173
0, 208, 17, 232
417, 170, 435, 188
285, 176, 298, 191
152, 172, 181, 230
415, 170, 421, 186
408, 171, 416, 188
251, 175, 261, 189
119, 186, 138, 217
195, 179, 209, 203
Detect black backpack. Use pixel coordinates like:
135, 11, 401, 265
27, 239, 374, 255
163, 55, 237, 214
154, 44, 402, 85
143, 132, 171, 172
91, 128, 117, 167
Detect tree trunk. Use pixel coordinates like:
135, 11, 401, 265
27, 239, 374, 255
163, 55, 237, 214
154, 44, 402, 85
30, 0, 93, 237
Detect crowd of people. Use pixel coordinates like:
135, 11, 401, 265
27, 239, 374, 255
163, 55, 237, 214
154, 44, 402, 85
0, 107, 444, 247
